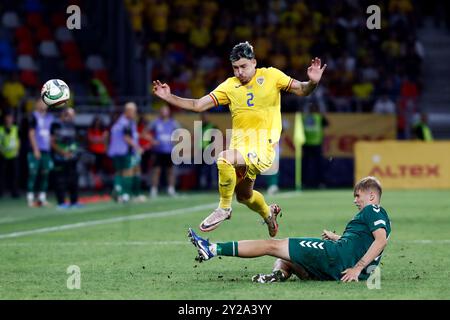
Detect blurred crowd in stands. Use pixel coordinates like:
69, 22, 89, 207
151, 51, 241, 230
0, 0, 447, 200
0, 0, 114, 114
126, 0, 426, 117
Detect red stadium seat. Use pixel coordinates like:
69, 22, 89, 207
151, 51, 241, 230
93, 69, 110, 84
65, 55, 84, 71
36, 26, 53, 41
26, 12, 43, 28
60, 41, 79, 56
20, 70, 38, 87
51, 12, 66, 27
17, 40, 36, 56
15, 26, 33, 42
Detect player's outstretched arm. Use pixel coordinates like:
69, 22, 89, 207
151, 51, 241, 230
289, 57, 327, 97
152, 80, 215, 112
340, 228, 388, 282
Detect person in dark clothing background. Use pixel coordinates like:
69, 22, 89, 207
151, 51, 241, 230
302, 104, 329, 189
50, 108, 82, 209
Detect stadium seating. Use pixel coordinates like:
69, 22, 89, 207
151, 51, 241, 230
0, 0, 116, 105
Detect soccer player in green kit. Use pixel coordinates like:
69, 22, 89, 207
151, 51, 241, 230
188, 176, 391, 282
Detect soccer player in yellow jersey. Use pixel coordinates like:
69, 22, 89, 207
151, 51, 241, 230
152, 41, 326, 237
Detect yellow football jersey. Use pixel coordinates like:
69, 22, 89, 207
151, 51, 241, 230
209, 67, 293, 151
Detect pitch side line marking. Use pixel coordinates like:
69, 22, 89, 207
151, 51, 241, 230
0, 203, 217, 240
0, 192, 300, 225
0, 191, 302, 239
0, 194, 206, 225
0, 241, 190, 246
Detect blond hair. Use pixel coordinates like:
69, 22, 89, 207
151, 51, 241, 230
354, 176, 382, 198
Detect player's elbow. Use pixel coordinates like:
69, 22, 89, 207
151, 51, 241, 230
192, 100, 202, 112
292, 87, 307, 97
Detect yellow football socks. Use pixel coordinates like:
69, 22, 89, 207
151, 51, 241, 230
241, 190, 270, 220
217, 158, 236, 209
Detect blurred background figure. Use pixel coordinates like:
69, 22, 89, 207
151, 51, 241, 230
27, 98, 54, 207
107, 102, 141, 203
302, 104, 329, 189
50, 108, 81, 209
87, 116, 109, 191
2, 73, 26, 110
148, 105, 180, 198
413, 112, 434, 141
196, 112, 218, 190
0, 111, 20, 198
130, 106, 147, 203
137, 114, 154, 190
373, 93, 396, 114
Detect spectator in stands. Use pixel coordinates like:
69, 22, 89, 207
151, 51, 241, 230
87, 116, 109, 190
132, 0, 423, 116
148, 105, 180, 198
107, 102, 141, 203
352, 73, 375, 112
0, 111, 20, 198
1, 73, 25, 109
373, 94, 396, 114
50, 108, 82, 209
397, 76, 419, 139
27, 98, 54, 207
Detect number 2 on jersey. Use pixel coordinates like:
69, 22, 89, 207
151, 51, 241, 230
246, 92, 254, 107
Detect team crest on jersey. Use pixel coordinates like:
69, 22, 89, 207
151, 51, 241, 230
256, 76, 264, 86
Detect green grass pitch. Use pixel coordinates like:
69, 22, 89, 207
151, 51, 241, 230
0, 189, 448, 299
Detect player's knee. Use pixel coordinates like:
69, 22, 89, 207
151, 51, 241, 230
236, 190, 252, 203
216, 155, 232, 167
267, 239, 280, 255
217, 157, 234, 173
218, 150, 244, 167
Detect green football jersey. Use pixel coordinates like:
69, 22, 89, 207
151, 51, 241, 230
334, 204, 391, 277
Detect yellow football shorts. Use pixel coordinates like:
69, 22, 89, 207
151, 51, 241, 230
232, 143, 276, 181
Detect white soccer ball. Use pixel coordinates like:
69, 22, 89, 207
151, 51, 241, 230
41, 79, 70, 107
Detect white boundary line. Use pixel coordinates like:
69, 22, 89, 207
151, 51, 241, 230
0, 191, 302, 240
0, 203, 217, 240
0, 241, 189, 246
0, 194, 203, 225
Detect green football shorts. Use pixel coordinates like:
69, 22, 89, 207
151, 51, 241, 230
288, 237, 344, 281
27, 152, 54, 171
112, 155, 133, 171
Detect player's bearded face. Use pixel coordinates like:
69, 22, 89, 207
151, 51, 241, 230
232, 58, 257, 84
